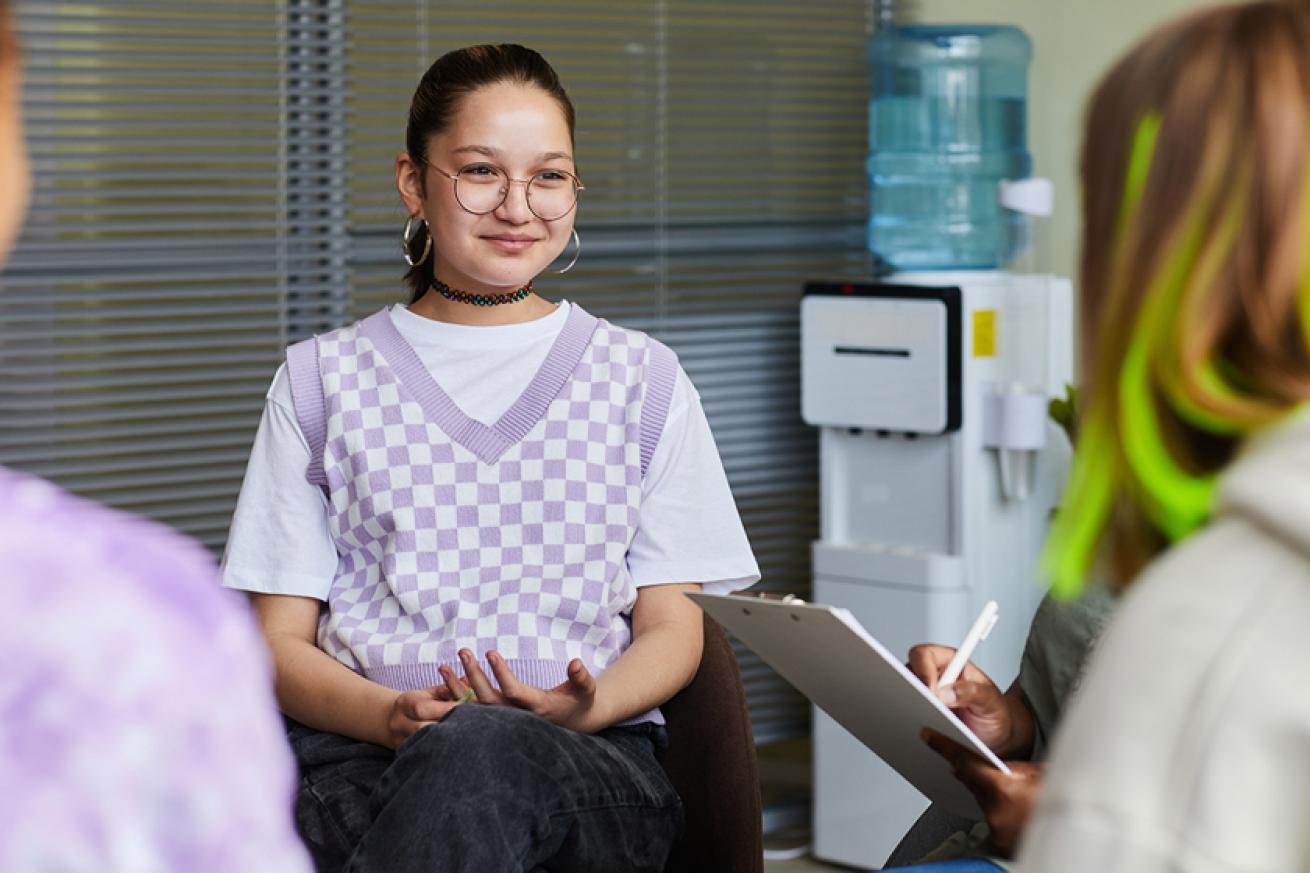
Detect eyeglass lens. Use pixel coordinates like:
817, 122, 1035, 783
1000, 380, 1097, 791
454, 164, 578, 220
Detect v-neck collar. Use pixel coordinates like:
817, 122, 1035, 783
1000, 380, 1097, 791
358, 304, 600, 465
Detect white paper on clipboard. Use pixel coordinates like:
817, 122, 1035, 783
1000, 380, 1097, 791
689, 591, 1009, 818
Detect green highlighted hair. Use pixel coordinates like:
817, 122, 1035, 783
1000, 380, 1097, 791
1047, 25, 1310, 598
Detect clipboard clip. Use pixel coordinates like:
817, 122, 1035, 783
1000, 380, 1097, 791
731, 591, 807, 604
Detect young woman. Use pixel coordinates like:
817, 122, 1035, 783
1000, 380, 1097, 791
1012, 2, 1310, 869
221, 44, 759, 872
0, 2, 310, 869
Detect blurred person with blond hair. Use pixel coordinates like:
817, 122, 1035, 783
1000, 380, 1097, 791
0, 2, 311, 869
953, 2, 1310, 870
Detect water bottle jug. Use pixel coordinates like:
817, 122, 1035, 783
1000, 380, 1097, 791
867, 24, 1033, 271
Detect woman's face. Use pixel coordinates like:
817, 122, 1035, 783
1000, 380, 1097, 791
397, 82, 576, 293
0, 26, 32, 269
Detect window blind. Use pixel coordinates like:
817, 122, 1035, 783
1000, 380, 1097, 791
2, 0, 294, 550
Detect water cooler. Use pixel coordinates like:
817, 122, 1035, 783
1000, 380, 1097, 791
804, 273, 1072, 867
804, 22, 1075, 869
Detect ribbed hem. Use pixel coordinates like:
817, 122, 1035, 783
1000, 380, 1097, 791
494, 305, 598, 445
285, 336, 328, 494
364, 657, 664, 726
639, 339, 677, 479
359, 305, 599, 465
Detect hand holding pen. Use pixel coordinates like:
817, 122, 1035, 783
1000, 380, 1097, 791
906, 601, 1032, 759
909, 601, 1049, 858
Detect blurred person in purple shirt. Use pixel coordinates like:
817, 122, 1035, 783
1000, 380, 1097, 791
0, 2, 311, 870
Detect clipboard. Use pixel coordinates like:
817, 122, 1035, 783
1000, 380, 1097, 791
688, 591, 1009, 818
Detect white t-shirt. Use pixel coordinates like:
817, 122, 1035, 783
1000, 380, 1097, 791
222, 300, 760, 600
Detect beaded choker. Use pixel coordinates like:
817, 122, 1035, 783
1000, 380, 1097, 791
434, 278, 533, 307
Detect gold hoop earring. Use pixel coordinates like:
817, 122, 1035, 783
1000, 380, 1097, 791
555, 227, 581, 274
401, 215, 431, 267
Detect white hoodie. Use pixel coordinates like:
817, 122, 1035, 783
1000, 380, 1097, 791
1017, 410, 1310, 873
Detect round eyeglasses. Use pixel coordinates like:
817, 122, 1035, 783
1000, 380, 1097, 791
433, 162, 584, 222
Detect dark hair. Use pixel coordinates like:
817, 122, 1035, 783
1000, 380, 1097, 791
403, 44, 576, 303
0, 0, 10, 61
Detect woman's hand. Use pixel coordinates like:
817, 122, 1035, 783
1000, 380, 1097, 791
384, 685, 462, 749
907, 643, 1033, 758
922, 729, 1043, 858
440, 648, 601, 733
435, 584, 704, 734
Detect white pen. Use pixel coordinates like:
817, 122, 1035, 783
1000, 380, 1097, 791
938, 600, 1000, 688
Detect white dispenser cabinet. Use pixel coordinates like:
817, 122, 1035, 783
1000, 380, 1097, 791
802, 272, 1073, 869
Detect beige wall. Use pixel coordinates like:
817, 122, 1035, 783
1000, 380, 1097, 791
917, 0, 1213, 280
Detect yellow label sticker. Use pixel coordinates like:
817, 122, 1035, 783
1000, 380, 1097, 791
973, 309, 997, 358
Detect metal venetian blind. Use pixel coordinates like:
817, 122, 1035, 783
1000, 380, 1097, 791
0, 1, 346, 550
659, 7, 867, 742
344, 0, 871, 744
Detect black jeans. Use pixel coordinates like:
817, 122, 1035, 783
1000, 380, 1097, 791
289, 705, 682, 873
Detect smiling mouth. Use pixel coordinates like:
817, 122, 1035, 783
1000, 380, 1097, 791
481, 236, 539, 252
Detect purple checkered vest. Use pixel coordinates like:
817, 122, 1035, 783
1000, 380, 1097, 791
284, 305, 677, 716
